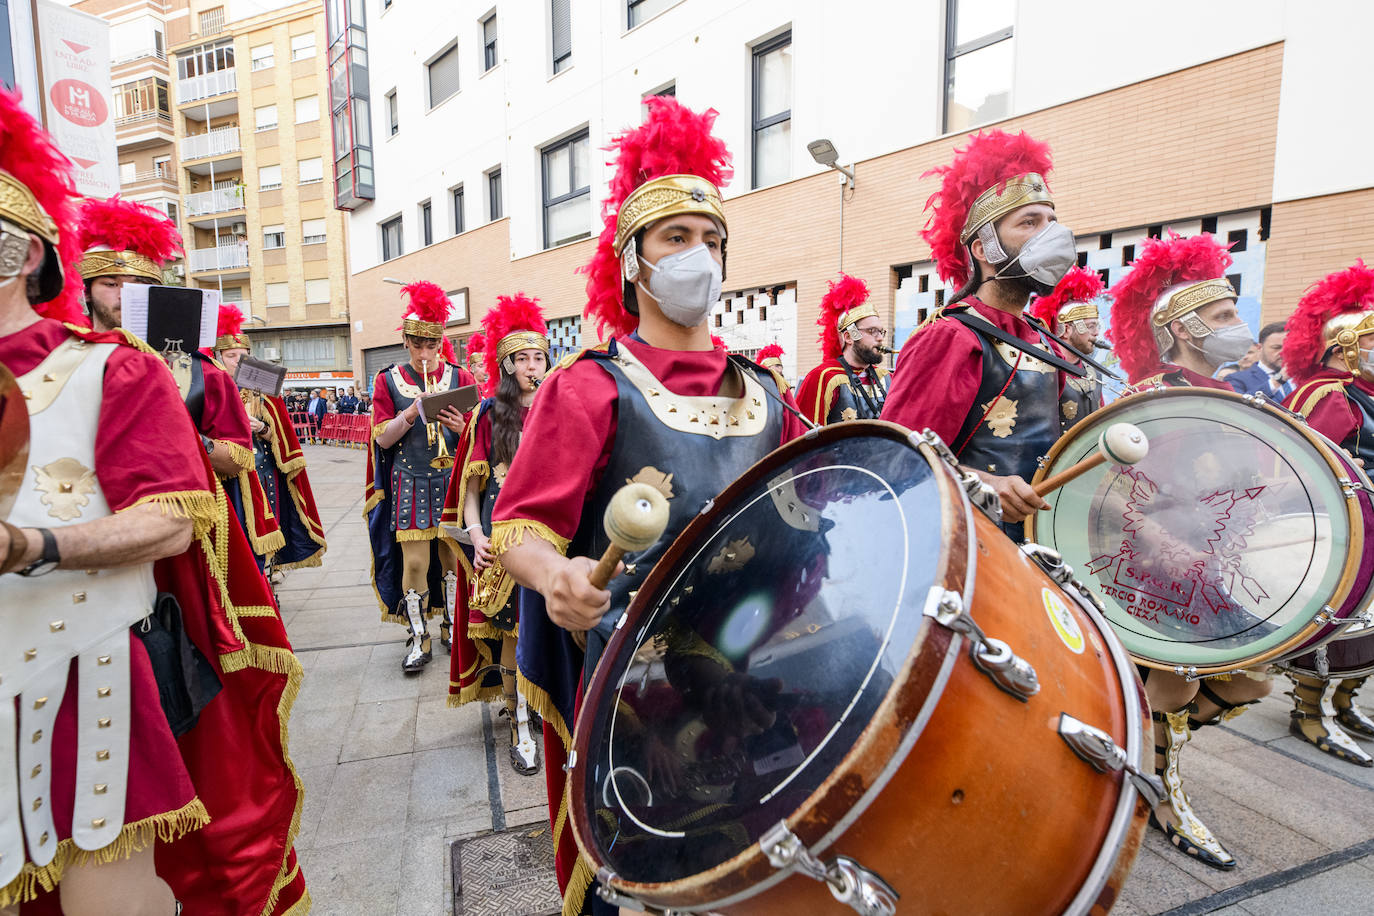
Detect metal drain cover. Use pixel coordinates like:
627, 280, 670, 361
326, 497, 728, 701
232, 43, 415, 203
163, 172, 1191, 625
451, 827, 560, 916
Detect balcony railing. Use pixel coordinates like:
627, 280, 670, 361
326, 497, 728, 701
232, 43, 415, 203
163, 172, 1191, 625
185, 186, 244, 216
181, 126, 240, 161
177, 68, 236, 103
127, 168, 174, 184
112, 46, 167, 66
115, 110, 172, 128
188, 244, 249, 272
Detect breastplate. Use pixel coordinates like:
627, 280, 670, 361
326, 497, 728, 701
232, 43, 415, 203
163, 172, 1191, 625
1060, 364, 1101, 431
382, 363, 462, 479
827, 362, 887, 423
3, 337, 151, 880
954, 328, 1061, 482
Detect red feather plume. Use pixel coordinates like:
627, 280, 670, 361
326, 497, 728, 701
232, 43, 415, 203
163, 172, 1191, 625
1282, 260, 1374, 384
1027, 266, 1105, 333
1107, 232, 1233, 384
466, 331, 486, 358
441, 337, 457, 365
582, 97, 733, 340
817, 274, 871, 361
398, 280, 452, 327
77, 195, 182, 265
481, 293, 548, 389
711, 335, 729, 353
920, 130, 1054, 289
216, 302, 246, 340
0, 88, 84, 323
757, 343, 784, 362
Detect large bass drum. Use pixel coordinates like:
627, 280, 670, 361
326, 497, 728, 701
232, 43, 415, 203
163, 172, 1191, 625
568, 421, 1151, 915
1028, 387, 1374, 676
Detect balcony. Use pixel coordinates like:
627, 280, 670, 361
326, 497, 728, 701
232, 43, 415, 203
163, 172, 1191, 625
181, 125, 240, 161
114, 110, 174, 150
185, 186, 244, 218
177, 68, 236, 104
112, 47, 167, 67
188, 243, 249, 273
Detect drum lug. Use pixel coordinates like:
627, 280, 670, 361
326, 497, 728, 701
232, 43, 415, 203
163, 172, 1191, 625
1021, 543, 1108, 616
760, 822, 899, 916
914, 429, 1003, 522
563, 750, 577, 771
594, 869, 650, 912
923, 587, 1040, 701
1057, 713, 1165, 808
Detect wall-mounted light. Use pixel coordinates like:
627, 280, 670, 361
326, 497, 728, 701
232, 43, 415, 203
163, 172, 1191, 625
807, 138, 855, 189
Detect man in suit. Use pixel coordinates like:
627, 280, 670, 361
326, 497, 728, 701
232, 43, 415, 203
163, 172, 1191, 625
1228, 321, 1291, 399
339, 386, 360, 414
307, 388, 326, 439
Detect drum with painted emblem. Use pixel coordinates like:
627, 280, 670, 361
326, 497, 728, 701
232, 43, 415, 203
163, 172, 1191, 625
1028, 387, 1374, 676
568, 421, 1151, 915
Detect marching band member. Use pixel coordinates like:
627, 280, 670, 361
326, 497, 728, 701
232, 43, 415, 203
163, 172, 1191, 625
444, 294, 549, 776
755, 343, 790, 394
490, 97, 807, 915
213, 304, 328, 572
1108, 231, 1271, 869
366, 282, 474, 672
75, 197, 285, 570
1027, 264, 1107, 430
881, 130, 1076, 533
1281, 260, 1374, 766
465, 331, 489, 393
796, 274, 889, 424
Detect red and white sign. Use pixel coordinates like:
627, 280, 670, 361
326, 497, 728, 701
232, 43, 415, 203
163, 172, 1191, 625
36, 1, 118, 198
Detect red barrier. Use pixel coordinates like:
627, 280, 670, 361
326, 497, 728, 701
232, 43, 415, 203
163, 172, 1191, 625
289, 412, 312, 444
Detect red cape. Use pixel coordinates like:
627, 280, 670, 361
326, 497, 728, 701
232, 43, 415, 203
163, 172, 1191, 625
259, 393, 327, 569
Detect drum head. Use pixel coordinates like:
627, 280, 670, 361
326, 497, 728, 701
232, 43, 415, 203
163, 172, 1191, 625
1030, 388, 1358, 671
573, 424, 950, 892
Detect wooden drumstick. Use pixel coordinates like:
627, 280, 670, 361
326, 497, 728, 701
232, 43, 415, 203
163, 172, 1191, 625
589, 482, 671, 590
1033, 422, 1149, 498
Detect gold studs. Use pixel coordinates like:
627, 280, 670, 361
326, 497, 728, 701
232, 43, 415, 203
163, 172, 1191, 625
752, 397, 762, 407
42, 372, 56, 382
96, 750, 109, 761
32, 797, 42, 811
22, 389, 31, 400
647, 388, 660, 397
689, 413, 700, 423
667, 405, 677, 414
96, 687, 111, 698
59, 482, 73, 494
97, 655, 111, 666
624, 564, 637, 576
39, 831, 48, 845
746, 410, 756, 420
91, 817, 106, 829
729, 416, 740, 427
98, 717, 111, 728
24, 648, 37, 661
32, 697, 47, 710
30, 764, 41, 778
72, 592, 86, 604
31, 730, 42, 743
708, 414, 721, 426
94, 783, 108, 795
49, 620, 65, 632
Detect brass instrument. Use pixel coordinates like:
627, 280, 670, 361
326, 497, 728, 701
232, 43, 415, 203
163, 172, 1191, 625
422, 358, 454, 469
470, 555, 506, 611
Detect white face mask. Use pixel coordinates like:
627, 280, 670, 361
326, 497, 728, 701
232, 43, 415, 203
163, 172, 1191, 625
991, 221, 1077, 295
1359, 347, 1374, 379
1195, 321, 1256, 367
637, 243, 723, 328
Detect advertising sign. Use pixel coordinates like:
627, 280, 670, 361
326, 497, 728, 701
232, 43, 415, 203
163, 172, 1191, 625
36, 0, 117, 197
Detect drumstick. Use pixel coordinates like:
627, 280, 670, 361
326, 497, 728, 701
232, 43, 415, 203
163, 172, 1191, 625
1034, 422, 1149, 498
589, 482, 671, 589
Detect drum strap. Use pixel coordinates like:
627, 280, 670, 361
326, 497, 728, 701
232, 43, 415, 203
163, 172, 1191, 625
945, 310, 1106, 380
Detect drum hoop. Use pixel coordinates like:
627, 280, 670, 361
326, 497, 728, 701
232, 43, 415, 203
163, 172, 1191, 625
1027, 386, 1367, 674
569, 421, 969, 909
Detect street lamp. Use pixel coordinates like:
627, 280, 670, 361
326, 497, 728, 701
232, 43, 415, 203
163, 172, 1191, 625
807, 138, 855, 189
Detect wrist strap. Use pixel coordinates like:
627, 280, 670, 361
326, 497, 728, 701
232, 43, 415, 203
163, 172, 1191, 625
464, 523, 483, 534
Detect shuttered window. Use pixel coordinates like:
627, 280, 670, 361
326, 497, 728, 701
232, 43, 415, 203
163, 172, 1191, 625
551, 0, 571, 73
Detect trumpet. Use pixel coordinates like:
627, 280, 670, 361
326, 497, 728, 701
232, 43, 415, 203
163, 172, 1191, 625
422, 358, 454, 469
876, 345, 898, 355
470, 557, 506, 610
529, 375, 542, 390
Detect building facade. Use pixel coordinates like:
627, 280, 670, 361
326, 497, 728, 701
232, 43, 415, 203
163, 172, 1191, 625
76, 0, 355, 389
339, 1, 1367, 385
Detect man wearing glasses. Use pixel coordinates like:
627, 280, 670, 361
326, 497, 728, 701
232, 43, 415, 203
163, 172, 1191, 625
1027, 265, 1108, 431
798, 273, 890, 425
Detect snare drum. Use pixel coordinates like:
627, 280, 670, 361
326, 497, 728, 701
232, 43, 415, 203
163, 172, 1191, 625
1028, 387, 1374, 676
569, 422, 1150, 915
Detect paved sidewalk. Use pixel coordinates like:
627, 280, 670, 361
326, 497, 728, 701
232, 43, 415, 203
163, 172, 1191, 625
282, 444, 1374, 915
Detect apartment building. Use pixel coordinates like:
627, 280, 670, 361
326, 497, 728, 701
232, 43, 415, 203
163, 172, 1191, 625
76, 0, 355, 388
335, 0, 1374, 388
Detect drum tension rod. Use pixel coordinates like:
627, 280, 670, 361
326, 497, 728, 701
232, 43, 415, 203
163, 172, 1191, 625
924, 587, 1040, 701
1057, 713, 1164, 807
761, 821, 899, 916
914, 429, 1004, 523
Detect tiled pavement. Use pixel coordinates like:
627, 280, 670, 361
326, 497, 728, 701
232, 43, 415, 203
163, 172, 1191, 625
282, 444, 1374, 915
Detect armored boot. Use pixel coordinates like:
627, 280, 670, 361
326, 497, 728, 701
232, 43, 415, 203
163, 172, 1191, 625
440, 570, 457, 652
1334, 676, 1374, 739
1151, 708, 1236, 870
1289, 675, 1373, 766
401, 588, 432, 673
501, 688, 541, 776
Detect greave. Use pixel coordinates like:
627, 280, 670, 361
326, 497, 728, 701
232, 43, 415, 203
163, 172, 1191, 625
1153, 709, 1235, 869
1289, 675, 1373, 766
441, 570, 457, 652
504, 688, 540, 775
402, 588, 432, 672
1334, 676, 1374, 739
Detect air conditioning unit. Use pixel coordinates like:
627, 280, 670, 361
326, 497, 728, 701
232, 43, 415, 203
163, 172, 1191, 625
171, 264, 185, 278
262, 347, 281, 361
231, 221, 247, 235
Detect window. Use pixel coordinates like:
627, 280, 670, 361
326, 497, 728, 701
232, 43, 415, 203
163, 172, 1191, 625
255, 104, 278, 131
943, 0, 1014, 133
263, 224, 286, 248
164, 202, 179, 224
119, 161, 137, 183
295, 96, 320, 123
427, 42, 460, 108
291, 32, 316, 61
641, 82, 674, 117
420, 200, 433, 246
752, 31, 792, 189
259, 164, 282, 190
385, 89, 398, 136
112, 77, 170, 121
542, 131, 590, 248
325, 0, 375, 209
551, 0, 571, 74
628, 0, 673, 29
451, 185, 464, 234
251, 43, 273, 70
199, 6, 225, 35
266, 281, 290, 307
305, 278, 330, 303
175, 39, 233, 79
299, 158, 324, 183
487, 168, 502, 221
283, 336, 336, 366
481, 12, 498, 71
302, 218, 328, 244
153, 155, 171, 176
381, 215, 403, 261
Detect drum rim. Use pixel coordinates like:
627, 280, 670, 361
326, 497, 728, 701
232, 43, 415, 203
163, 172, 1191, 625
1027, 386, 1366, 675
569, 420, 968, 909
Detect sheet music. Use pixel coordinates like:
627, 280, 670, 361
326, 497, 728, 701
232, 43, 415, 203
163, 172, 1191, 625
234, 356, 287, 397
119, 284, 215, 349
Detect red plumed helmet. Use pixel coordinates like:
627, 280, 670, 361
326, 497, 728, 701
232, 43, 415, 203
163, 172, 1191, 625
1027, 266, 1104, 334
921, 130, 1054, 290
77, 196, 183, 276
1282, 260, 1374, 384
0, 87, 84, 323
481, 293, 550, 391
817, 274, 872, 361
583, 97, 733, 340
466, 331, 486, 363
441, 337, 457, 365
398, 280, 452, 330
216, 302, 246, 339
1107, 232, 1233, 384
756, 343, 784, 363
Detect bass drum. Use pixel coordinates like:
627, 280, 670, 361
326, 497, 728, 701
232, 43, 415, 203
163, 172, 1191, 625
1028, 387, 1374, 676
568, 421, 1151, 916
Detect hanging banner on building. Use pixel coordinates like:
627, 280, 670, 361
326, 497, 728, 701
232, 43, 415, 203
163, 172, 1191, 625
35, 0, 118, 198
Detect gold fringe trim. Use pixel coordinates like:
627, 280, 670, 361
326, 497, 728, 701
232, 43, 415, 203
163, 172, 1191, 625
0, 797, 211, 908
235, 604, 281, 618
273, 553, 325, 572
219, 643, 302, 677
278, 886, 312, 916
491, 518, 570, 556
362, 489, 385, 517
561, 847, 595, 916
394, 526, 458, 544
467, 618, 515, 642
250, 645, 307, 916
220, 439, 256, 474
517, 670, 571, 753
119, 489, 217, 540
